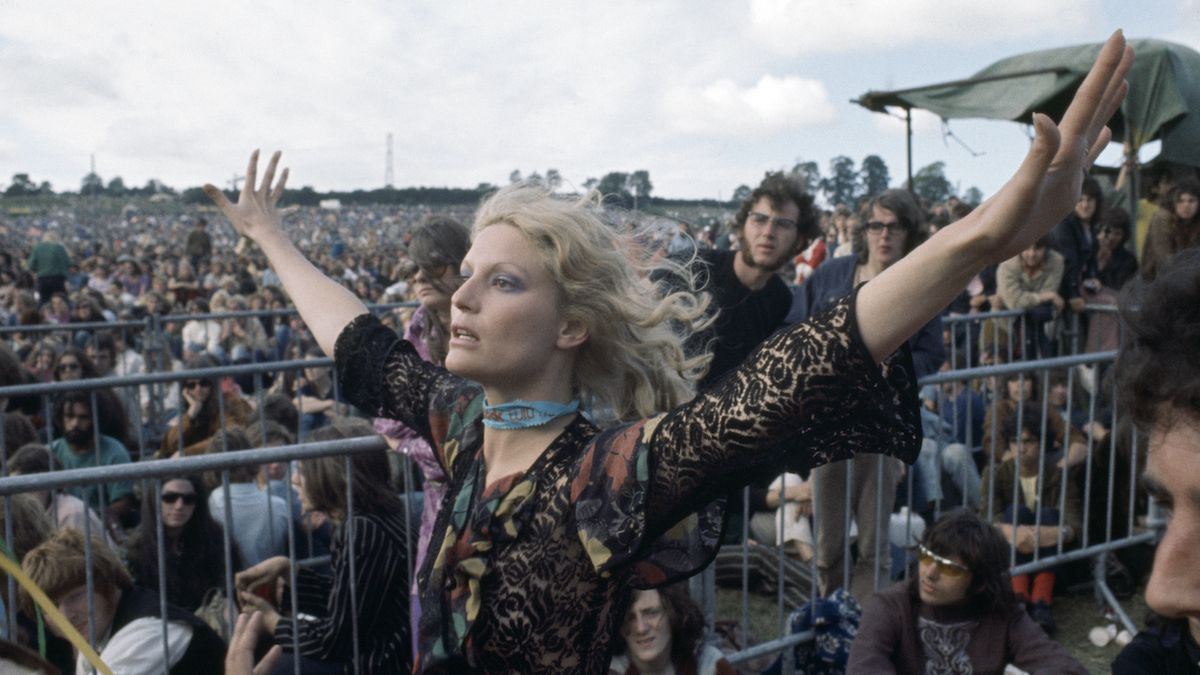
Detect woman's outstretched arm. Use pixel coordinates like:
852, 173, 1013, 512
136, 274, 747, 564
204, 150, 367, 356
857, 31, 1134, 363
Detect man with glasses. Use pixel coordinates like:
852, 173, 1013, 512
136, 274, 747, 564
787, 188, 945, 601
848, 509, 1085, 673
48, 391, 135, 533
657, 171, 821, 546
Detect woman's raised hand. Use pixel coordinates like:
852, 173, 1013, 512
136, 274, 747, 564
971, 31, 1134, 264
203, 150, 290, 244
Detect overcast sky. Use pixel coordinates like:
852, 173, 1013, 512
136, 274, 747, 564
1, 0, 1196, 201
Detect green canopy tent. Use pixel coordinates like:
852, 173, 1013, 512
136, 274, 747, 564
854, 39, 1200, 207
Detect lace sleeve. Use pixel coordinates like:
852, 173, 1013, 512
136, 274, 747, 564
647, 291, 920, 530
334, 313, 448, 443
573, 291, 920, 584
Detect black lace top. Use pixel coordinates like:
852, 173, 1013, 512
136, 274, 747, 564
334, 293, 920, 673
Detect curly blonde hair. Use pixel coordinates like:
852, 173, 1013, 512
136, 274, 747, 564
472, 185, 712, 421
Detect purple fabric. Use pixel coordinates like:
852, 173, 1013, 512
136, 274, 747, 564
371, 305, 447, 653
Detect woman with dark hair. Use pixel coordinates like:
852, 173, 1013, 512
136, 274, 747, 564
158, 353, 253, 457
376, 214, 469, 643
848, 509, 1085, 674
235, 420, 411, 673
1141, 176, 1200, 279
206, 35, 1130, 671
1051, 175, 1104, 313
609, 583, 733, 675
407, 215, 470, 366
1084, 206, 1139, 293
123, 474, 238, 612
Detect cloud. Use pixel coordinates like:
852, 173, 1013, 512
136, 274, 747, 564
749, 0, 1100, 56
661, 75, 836, 137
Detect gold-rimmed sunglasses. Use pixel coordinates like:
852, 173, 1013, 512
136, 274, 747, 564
916, 544, 970, 578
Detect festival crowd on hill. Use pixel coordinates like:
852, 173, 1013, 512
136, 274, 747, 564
0, 159, 1198, 673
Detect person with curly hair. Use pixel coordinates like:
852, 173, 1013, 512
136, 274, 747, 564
203, 35, 1131, 672
123, 474, 240, 612
848, 509, 1085, 674
1140, 176, 1200, 280
609, 583, 733, 675
1109, 247, 1200, 672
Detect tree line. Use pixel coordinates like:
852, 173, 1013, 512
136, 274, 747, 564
4, 157, 981, 209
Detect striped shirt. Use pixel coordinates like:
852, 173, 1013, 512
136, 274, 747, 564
275, 509, 411, 672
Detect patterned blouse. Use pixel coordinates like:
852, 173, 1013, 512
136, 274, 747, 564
334, 294, 920, 674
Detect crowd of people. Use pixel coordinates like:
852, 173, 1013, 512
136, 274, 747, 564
0, 35, 1197, 675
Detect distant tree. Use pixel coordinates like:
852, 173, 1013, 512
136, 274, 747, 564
106, 176, 126, 196
545, 169, 562, 192
819, 156, 860, 208
790, 160, 822, 196
627, 170, 652, 209
140, 178, 174, 195
475, 182, 498, 194
910, 161, 955, 204
962, 186, 984, 206
731, 184, 752, 205
597, 172, 631, 206
180, 187, 209, 204
37, 181, 53, 195
4, 173, 37, 197
527, 171, 544, 186
80, 172, 104, 197
583, 177, 599, 192
509, 170, 523, 184
858, 155, 890, 200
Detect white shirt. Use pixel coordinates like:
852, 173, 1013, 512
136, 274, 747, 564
77, 617, 191, 675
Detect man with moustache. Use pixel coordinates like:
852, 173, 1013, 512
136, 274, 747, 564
658, 171, 821, 544
48, 391, 135, 530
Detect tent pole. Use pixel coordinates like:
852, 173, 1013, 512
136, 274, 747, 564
1124, 103, 1139, 233
906, 107, 914, 193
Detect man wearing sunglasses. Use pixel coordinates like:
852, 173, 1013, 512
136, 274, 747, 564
848, 509, 1086, 673
787, 189, 945, 601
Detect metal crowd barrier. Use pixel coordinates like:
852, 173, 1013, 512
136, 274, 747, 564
0, 323, 1158, 673
718, 344, 1155, 668
0, 356, 420, 675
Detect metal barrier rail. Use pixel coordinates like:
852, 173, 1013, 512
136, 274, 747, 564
0, 341, 1155, 670
716, 345, 1154, 667
0, 301, 416, 339
0, 432, 412, 675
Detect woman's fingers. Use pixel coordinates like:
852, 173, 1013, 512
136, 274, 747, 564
270, 168, 290, 205
255, 646, 284, 675
1058, 31, 1127, 141
243, 150, 260, 202
260, 151, 281, 198
203, 184, 239, 226
1086, 125, 1115, 168
1087, 45, 1135, 142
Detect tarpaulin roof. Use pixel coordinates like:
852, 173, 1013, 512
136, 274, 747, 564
855, 39, 1200, 167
